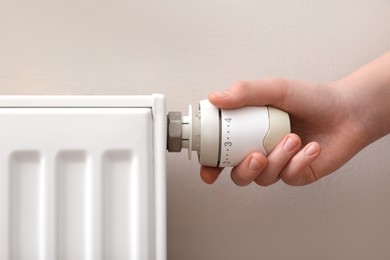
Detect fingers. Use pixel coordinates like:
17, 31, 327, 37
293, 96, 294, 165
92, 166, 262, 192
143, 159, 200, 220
236, 137, 320, 187
200, 153, 268, 186
208, 78, 290, 109
202, 134, 301, 186
280, 142, 321, 186
230, 152, 268, 186
254, 134, 302, 186
200, 134, 321, 187
201, 153, 268, 186
200, 166, 223, 184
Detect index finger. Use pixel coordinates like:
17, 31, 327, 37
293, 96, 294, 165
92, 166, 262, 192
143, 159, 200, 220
200, 166, 223, 184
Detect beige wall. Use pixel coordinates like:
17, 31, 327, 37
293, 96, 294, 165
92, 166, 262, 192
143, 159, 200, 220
1, 1, 390, 259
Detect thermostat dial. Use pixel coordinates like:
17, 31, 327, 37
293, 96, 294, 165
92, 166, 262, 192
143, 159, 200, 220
167, 100, 290, 167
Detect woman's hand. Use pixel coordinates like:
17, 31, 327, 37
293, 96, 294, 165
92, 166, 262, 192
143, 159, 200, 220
200, 78, 371, 186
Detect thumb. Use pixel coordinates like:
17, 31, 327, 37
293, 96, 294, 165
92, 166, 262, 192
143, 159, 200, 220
208, 78, 290, 109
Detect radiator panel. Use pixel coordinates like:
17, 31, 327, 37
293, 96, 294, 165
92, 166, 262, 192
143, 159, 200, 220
9, 151, 42, 260
0, 97, 166, 260
57, 150, 87, 260
103, 150, 133, 260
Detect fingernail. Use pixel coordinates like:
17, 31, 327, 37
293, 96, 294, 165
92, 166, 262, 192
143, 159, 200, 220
249, 157, 263, 170
305, 143, 318, 157
283, 136, 298, 152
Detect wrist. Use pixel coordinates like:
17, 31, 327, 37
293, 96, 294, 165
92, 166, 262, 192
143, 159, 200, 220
333, 75, 390, 145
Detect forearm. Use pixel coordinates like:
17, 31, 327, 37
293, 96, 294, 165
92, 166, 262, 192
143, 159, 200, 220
336, 50, 390, 143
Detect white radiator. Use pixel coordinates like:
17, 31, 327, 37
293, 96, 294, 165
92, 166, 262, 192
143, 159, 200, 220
0, 95, 166, 260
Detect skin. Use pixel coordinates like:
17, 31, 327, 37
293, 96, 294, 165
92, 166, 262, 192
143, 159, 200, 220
200, 50, 390, 186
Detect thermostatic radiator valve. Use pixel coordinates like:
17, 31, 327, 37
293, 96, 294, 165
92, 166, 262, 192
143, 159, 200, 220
167, 100, 290, 167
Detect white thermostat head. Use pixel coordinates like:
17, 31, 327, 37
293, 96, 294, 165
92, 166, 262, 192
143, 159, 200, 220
167, 100, 290, 167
